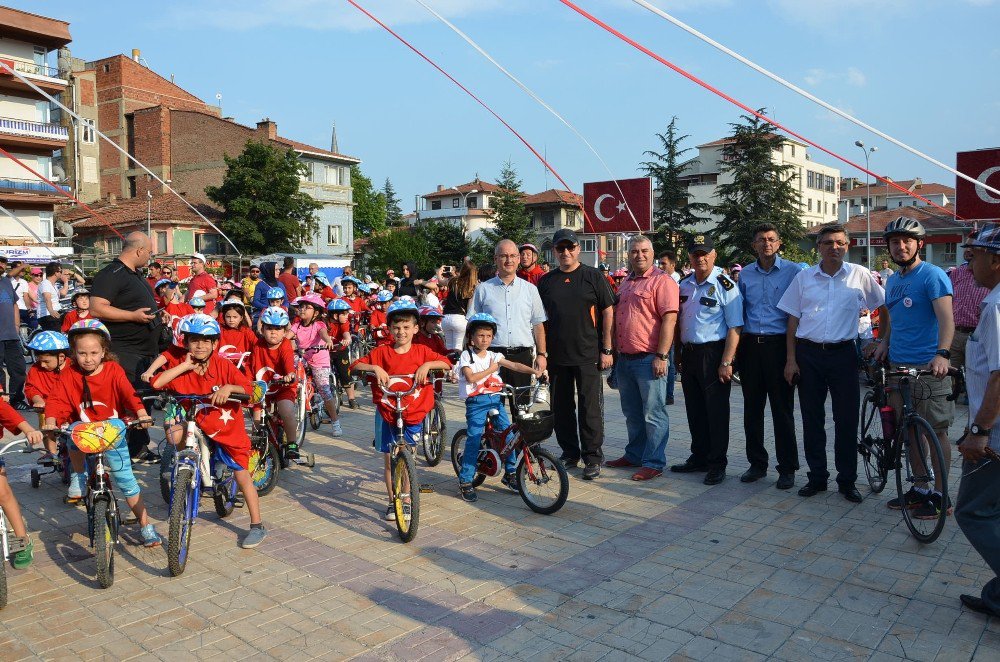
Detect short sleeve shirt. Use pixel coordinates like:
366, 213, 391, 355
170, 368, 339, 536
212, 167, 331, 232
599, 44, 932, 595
0, 277, 18, 340
277, 273, 301, 299
186, 272, 218, 314
966, 283, 1000, 452
37, 279, 60, 317
90, 258, 160, 356
777, 262, 885, 343
678, 268, 743, 344
468, 276, 547, 349
455, 349, 506, 399
537, 264, 616, 366
884, 262, 953, 365
614, 267, 679, 354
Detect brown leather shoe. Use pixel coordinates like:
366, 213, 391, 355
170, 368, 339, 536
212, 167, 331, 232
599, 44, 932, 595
632, 467, 663, 481
605, 456, 639, 468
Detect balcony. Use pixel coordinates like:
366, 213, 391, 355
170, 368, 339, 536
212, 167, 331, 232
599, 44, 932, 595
0, 57, 67, 95
0, 116, 67, 149
0, 176, 69, 205
418, 206, 489, 221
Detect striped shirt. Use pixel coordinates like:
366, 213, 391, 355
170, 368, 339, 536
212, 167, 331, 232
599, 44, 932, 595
950, 263, 990, 328
966, 282, 1000, 451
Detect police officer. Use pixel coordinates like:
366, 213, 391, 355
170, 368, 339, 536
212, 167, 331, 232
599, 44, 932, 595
670, 234, 743, 485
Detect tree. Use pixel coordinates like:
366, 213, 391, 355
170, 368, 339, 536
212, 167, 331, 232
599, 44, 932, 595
711, 110, 804, 265
482, 162, 533, 247
205, 141, 321, 254
423, 219, 470, 267
640, 116, 707, 253
351, 165, 387, 236
383, 178, 404, 226
364, 227, 433, 277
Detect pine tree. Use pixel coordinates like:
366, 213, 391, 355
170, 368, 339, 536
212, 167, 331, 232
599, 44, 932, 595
640, 117, 706, 253
711, 110, 804, 264
482, 162, 533, 247
423, 219, 469, 267
383, 178, 404, 226
351, 165, 387, 236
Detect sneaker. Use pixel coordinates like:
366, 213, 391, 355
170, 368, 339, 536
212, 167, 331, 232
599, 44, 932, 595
914, 493, 950, 520
384, 504, 396, 521
582, 464, 601, 480
285, 444, 300, 460
560, 456, 580, 469
36, 452, 55, 465
240, 525, 267, 549
459, 483, 478, 502
501, 472, 520, 492
349, 399, 360, 410
133, 449, 160, 465
67, 472, 86, 499
887, 486, 925, 510
329, 421, 343, 437
401, 503, 412, 522
11, 536, 33, 569
140, 524, 162, 548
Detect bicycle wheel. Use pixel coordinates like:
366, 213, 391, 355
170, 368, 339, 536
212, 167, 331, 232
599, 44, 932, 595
309, 393, 322, 431
93, 498, 115, 589
167, 467, 195, 576
392, 449, 419, 543
0, 521, 7, 610
295, 384, 308, 446
249, 431, 280, 496
858, 392, 889, 493
449, 429, 486, 487
422, 402, 446, 467
159, 442, 176, 504
517, 446, 569, 515
896, 416, 948, 544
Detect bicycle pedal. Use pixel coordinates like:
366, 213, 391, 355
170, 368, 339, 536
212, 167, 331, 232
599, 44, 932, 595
233, 496, 246, 508
122, 514, 138, 525
419, 484, 434, 493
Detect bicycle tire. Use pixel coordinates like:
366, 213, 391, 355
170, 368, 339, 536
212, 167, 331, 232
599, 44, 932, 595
0, 519, 7, 609
213, 475, 236, 518
517, 446, 569, 515
30, 469, 39, 489
897, 416, 948, 544
249, 432, 280, 496
392, 449, 419, 543
858, 392, 889, 493
93, 498, 115, 589
309, 392, 322, 430
159, 442, 176, 504
449, 429, 486, 487
167, 466, 195, 576
423, 402, 446, 467
295, 383, 308, 446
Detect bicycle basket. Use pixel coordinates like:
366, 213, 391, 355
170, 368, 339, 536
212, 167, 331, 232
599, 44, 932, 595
517, 410, 554, 444
69, 419, 127, 454
250, 380, 267, 405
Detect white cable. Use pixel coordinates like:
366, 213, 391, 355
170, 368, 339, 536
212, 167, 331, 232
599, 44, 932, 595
0, 203, 61, 258
0, 61, 243, 255
413, 0, 644, 232
632, 0, 1000, 199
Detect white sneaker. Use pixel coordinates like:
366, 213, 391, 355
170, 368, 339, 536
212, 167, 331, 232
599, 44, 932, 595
330, 421, 343, 437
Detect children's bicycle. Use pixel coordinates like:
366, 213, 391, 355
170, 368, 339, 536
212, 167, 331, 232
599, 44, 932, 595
419, 373, 447, 467
450, 383, 569, 515
29, 407, 70, 489
1, 436, 36, 610
371, 374, 424, 543
164, 390, 252, 576
294, 345, 329, 437
259, 378, 314, 471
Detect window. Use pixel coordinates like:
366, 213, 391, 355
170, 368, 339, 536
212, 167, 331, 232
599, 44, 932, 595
125, 114, 135, 158
155, 230, 167, 254
565, 211, 577, 228
580, 238, 596, 253
808, 198, 813, 212
541, 210, 554, 227
823, 201, 828, 214
807, 171, 815, 189
103, 63, 110, 73
127, 176, 137, 198
38, 212, 53, 242
82, 156, 98, 183
467, 196, 477, 210
107, 236, 122, 254
452, 197, 460, 208
431, 200, 441, 210
790, 144, 796, 157
325, 165, 339, 185
938, 242, 957, 266
824, 175, 835, 193
327, 225, 342, 246
196, 233, 223, 254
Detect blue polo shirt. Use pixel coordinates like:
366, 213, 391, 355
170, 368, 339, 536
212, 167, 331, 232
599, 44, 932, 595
738, 256, 803, 335
884, 261, 952, 365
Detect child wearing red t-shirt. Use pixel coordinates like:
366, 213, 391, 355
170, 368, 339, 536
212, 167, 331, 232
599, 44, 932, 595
415, 307, 449, 393
152, 316, 266, 549
327, 302, 358, 409
0, 398, 45, 568
217, 301, 257, 376
43, 322, 160, 547
351, 302, 450, 522
60, 289, 93, 333
24, 331, 69, 459
251, 306, 298, 453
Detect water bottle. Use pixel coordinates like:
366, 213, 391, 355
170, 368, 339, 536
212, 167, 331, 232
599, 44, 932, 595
879, 406, 896, 441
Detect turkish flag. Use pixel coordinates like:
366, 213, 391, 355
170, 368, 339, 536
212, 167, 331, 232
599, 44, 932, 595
583, 177, 652, 234
957, 149, 1000, 222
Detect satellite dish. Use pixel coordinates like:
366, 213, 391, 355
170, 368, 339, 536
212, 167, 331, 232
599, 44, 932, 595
56, 220, 74, 239
52, 164, 66, 181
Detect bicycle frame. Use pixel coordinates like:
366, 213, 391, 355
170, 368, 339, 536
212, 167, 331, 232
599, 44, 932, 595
0, 438, 33, 562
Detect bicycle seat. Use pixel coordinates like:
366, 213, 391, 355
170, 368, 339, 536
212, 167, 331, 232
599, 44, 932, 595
488, 408, 500, 417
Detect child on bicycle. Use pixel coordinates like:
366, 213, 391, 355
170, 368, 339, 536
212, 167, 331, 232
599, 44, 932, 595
43, 320, 160, 547
328, 299, 359, 409
60, 288, 92, 332
24, 331, 69, 461
341, 278, 369, 315
351, 299, 450, 521
291, 294, 342, 436
151, 314, 266, 549
0, 396, 45, 567
218, 300, 256, 378
251, 307, 299, 456
456, 313, 541, 503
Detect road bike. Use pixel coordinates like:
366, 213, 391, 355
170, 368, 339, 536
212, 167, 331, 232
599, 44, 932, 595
371, 375, 424, 543
450, 383, 569, 515
858, 363, 964, 543
164, 390, 253, 576
0, 436, 37, 610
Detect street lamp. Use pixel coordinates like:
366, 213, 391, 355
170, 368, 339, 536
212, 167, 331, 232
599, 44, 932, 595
854, 140, 877, 267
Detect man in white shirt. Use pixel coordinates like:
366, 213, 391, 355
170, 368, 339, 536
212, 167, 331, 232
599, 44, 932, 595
36, 261, 71, 331
778, 224, 885, 503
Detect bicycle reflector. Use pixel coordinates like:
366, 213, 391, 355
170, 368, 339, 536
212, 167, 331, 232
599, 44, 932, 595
250, 380, 267, 405
69, 419, 127, 454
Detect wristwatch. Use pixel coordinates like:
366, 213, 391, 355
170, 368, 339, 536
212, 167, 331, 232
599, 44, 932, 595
935, 349, 951, 360
655, 353, 669, 361
720, 360, 733, 368
601, 348, 613, 356
970, 423, 992, 436
537, 351, 548, 358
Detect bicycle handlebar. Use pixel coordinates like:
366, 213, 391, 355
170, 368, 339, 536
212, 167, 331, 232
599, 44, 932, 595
0, 436, 35, 456
882, 365, 965, 402
165, 391, 251, 403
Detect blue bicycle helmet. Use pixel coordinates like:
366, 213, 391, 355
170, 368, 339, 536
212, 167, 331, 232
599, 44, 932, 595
386, 298, 419, 323
266, 286, 284, 301
189, 297, 206, 308
27, 330, 70, 352
178, 313, 221, 338
358, 282, 371, 294
327, 298, 351, 312
260, 306, 290, 327
466, 312, 498, 334
313, 272, 330, 287
376, 290, 393, 303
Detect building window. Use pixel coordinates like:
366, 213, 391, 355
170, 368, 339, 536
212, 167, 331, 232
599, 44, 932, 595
790, 144, 796, 157
541, 210, 554, 227
823, 201, 828, 214
127, 176, 137, 198
196, 233, 223, 254
938, 242, 957, 265
580, 238, 596, 253
431, 200, 441, 210
824, 175, 835, 193
103, 63, 110, 73
39, 212, 53, 242
468, 197, 477, 209
807, 171, 815, 189
155, 230, 167, 254
452, 197, 460, 208
808, 198, 813, 212
325, 165, 339, 185
327, 225, 342, 246
107, 236, 122, 254
125, 114, 135, 158
566, 211, 577, 228
80, 119, 96, 144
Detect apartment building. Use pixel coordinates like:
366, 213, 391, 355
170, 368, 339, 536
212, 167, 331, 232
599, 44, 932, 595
418, 179, 500, 241
838, 178, 954, 222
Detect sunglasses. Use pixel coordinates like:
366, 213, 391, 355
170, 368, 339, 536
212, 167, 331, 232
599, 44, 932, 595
555, 244, 577, 253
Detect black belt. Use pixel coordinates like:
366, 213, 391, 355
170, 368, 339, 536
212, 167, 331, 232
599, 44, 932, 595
798, 338, 854, 350
619, 351, 652, 359
743, 333, 785, 344
493, 346, 532, 354
956, 326, 976, 334
682, 340, 725, 351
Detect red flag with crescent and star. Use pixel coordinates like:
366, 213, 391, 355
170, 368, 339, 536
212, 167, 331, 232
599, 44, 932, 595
583, 177, 652, 234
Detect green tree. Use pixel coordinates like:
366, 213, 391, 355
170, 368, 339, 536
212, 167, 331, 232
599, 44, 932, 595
205, 141, 321, 254
423, 219, 470, 267
364, 228, 434, 277
351, 165, 386, 236
711, 110, 804, 264
482, 163, 533, 247
640, 116, 707, 253
382, 178, 404, 226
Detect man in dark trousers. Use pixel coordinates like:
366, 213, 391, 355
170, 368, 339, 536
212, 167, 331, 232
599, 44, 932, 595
537, 229, 615, 479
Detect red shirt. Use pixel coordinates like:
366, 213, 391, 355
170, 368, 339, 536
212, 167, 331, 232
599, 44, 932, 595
164, 302, 195, 330
369, 308, 387, 328
342, 295, 368, 314
317, 286, 336, 302
327, 321, 351, 350
0, 399, 24, 435
187, 272, 218, 313
950, 263, 990, 328
157, 345, 188, 370
25, 364, 62, 404
414, 332, 447, 356
351, 343, 450, 425
45, 361, 143, 425
61, 309, 93, 333
277, 272, 302, 299
517, 264, 545, 285
251, 337, 296, 401
219, 326, 257, 354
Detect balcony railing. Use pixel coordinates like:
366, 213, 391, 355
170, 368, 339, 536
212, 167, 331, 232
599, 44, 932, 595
0, 116, 68, 141
13, 60, 61, 79
0, 176, 69, 195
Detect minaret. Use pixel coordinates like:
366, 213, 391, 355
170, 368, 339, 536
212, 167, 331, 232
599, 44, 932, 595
330, 122, 339, 153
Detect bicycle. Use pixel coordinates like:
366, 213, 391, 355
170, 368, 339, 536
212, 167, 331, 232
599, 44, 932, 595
29, 407, 71, 490
294, 345, 329, 438
370, 374, 424, 543
258, 377, 314, 471
449, 383, 569, 515
419, 372, 447, 467
164, 390, 252, 576
1, 436, 37, 610
858, 363, 964, 543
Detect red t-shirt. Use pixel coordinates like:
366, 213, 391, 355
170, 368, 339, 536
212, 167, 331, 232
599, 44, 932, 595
369, 309, 387, 329
0, 399, 25, 435
25, 364, 62, 404
164, 302, 195, 330
251, 337, 296, 401
342, 295, 368, 314
414, 332, 447, 356
351, 343, 450, 425
187, 272, 218, 314
219, 326, 257, 355
318, 286, 336, 302
45, 361, 143, 425
157, 355, 252, 465
277, 272, 302, 299
157, 345, 188, 371
61, 309, 93, 333
517, 265, 544, 286
327, 321, 351, 350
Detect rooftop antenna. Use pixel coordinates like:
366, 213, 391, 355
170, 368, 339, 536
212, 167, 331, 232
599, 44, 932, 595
215, 92, 222, 115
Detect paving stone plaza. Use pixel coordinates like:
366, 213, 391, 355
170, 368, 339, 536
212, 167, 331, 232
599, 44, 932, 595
1, 383, 998, 661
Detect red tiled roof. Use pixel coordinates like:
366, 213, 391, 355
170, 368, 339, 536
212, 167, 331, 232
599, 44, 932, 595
840, 180, 954, 199
807, 204, 968, 235
522, 189, 582, 206
56, 194, 221, 230
423, 179, 501, 199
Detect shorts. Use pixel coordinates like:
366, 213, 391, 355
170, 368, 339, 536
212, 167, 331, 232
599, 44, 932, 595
214, 442, 249, 471
312, 366, 334, 401
331, 349, 351, 386
378, 419, 421, 454
887, 363, 955, 437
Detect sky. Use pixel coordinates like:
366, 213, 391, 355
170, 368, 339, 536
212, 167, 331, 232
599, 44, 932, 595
19, 0, 1000, 215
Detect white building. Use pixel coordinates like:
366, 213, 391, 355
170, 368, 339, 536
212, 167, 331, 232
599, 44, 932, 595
0, 7, 71, 246
418, 179, 500, 241
838, 178, 954, 222
680, 136, 841, 231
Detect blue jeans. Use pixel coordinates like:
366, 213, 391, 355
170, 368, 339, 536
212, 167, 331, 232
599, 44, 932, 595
460, 394, 516, 484
69, 436, 140, 498
666, 346, 676, 400
617, 354, 671, 470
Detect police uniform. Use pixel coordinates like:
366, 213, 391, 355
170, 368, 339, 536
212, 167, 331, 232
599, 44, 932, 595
675, 236, 744, 479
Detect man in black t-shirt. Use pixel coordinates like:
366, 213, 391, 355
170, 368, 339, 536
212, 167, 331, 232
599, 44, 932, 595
537, 229, 615, 480
89, 232, 162, 462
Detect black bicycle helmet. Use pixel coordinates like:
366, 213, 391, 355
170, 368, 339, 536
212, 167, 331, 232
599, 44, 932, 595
883, 217, 926, 240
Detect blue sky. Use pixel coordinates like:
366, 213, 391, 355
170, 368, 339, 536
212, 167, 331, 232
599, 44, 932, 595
20, 0, 1000, 213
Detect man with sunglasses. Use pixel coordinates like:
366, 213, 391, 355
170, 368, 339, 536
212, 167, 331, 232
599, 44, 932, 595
242, 265, 262, 306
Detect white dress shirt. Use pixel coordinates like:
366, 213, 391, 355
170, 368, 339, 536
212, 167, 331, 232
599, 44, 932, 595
777, 261, 885, 343
966, 281, 1000, 452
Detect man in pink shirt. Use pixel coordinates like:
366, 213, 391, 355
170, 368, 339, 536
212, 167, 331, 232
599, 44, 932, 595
605, 235, 680, 481
949, 235, 990, 370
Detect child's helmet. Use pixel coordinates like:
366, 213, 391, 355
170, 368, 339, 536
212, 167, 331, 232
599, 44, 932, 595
385, 299, 419, 324
418, 305, 443, 319
190, 297, 206, 308
217, 300, 245, 315
293, 293, 326, 312
27, 330, 70, 352
357, 282, 371, 294
71, 288, 90, 302
327, 298, 351, 312
67, 319, 111, 340
154, 279, 173, 291
266, 286, 284, 300
260, 306, 290, 327
313, 272, 330, 287
376, 290, 393, 303
178, 313, 221, 338
466, 312, 498, 334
